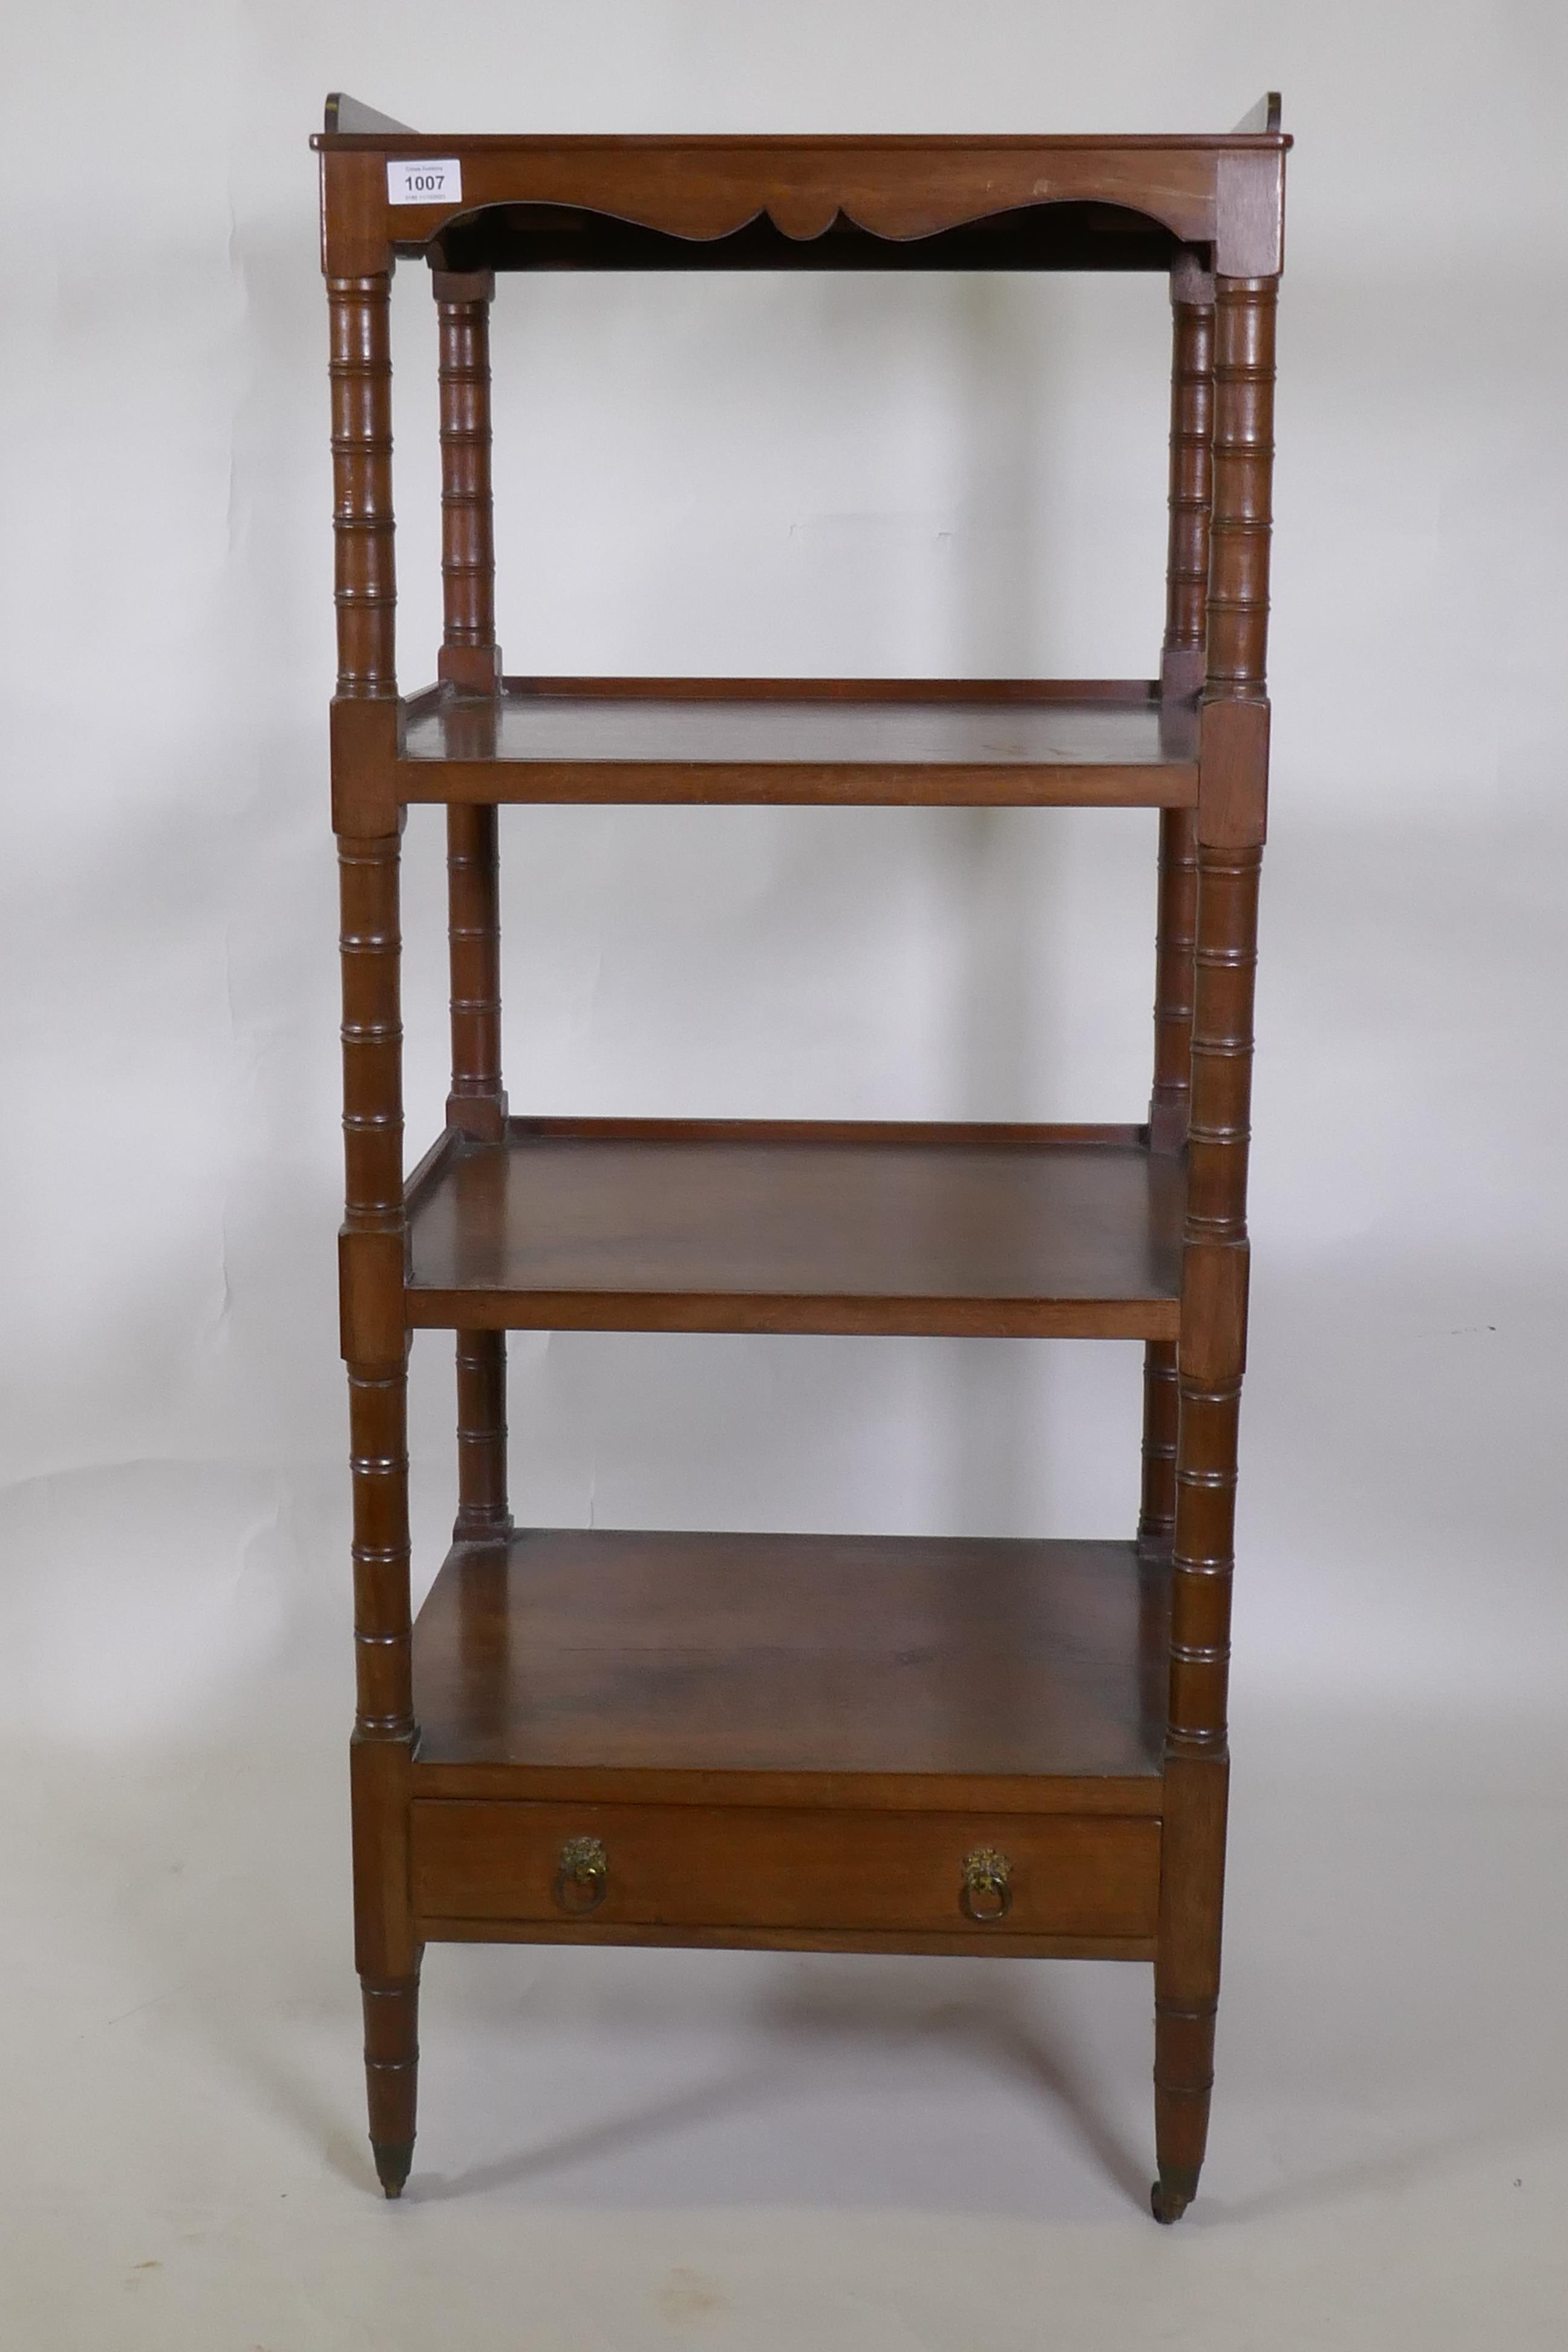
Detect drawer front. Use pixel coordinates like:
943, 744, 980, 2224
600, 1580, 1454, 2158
412, 1800, 1160, 1939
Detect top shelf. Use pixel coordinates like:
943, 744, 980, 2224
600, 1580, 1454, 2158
314, 98, 1289, 281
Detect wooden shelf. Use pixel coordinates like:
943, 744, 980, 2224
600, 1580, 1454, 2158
403, 1118, 1185, 1338
397, 677, 1200, 808
410, 1529, 1168, 1803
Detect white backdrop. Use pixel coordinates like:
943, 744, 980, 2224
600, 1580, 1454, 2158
1, 7, 1565, 2345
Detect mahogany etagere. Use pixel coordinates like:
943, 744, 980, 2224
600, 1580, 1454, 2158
314, 91, 1287, 2221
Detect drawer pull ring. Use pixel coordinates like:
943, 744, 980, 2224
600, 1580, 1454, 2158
959, 1846, 1013, 1923
554, 1835, 609, 1915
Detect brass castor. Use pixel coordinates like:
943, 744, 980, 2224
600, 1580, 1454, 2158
373, 2140, 414, 2200
1150, 2166, 1200, 2224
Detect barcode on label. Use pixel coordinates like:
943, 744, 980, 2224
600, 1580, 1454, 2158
387, 158, 462, 205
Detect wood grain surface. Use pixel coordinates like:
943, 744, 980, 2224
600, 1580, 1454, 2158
412, 1797, 1161, 1941
313, 121, 1290, 279
397, 676, 1199, 808
411, 1529, 1168, 1789
403, 1119, 1185, 1338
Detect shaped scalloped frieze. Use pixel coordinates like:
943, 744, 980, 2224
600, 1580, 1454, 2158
394, 144, 1220, 252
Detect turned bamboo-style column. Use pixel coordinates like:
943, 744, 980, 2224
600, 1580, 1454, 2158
331, 275, 397, 704
1136, 1333, 1181, 1563
330, 267, 420, 2201
434, 267, 512, 1545
1152, 270, 1276, 2226
1140, 256, 1214, 1566
435, 266, 500, 690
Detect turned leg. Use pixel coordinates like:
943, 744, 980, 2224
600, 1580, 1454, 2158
1153, 1753, 1228, 2222
330, 234, 423, 2200
338, 818, 419, 2197
362, 1970, 420, 2198
1152, 267, 1276, 2223
1148, 258, 1215, 2224
346, 1355, 420, 2201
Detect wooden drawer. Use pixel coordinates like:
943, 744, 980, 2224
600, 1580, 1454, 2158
411, 1799, 1160, 1941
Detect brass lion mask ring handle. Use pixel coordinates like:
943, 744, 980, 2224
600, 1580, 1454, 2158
554, 1834, 609, 1915
959, 1845, 1013, 1922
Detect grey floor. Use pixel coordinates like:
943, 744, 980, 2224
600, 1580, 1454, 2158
3, 1467, 1564, 2349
